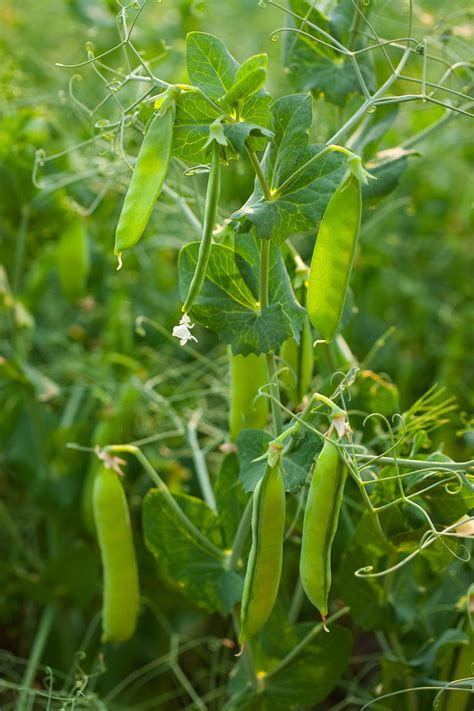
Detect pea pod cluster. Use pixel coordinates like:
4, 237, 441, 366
239, 460, 286, 645
229, 349, 269, 441
93, 464, 139, 643
307, 171, 362, 342
299, 434, 347, 625
114, 93, 177, 258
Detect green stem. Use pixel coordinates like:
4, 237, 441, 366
169, 635, 207, 710
266, 351, 283, 437
16, 604, 55, 711
259, 238, 270, 311
260, 236, 282, 437
182, 141, 220, 313
246, 147, 283, 439
246, 147, 271, 201
109, 445, 224, 560
13, 205, 30, 296
354, 454, 474, 473
187, 411, 217, 511
346, 459, 391, 550
264, 607, 350, 683
259, 239, 283, 436
348, 0, 363, 51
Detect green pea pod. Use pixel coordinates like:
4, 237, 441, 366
308, 172, 361, 342
299, 436, 347, 625
280, 316, 314, 405
57, 221, 89, 302
229, 349, 269, 441
114, 103, 175, 257
182, 142, 220, 313
239, 462, 286, 644
93, 465, 139, 642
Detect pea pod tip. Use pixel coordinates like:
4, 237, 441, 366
235, 642, 246, 657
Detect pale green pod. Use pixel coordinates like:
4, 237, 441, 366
57, 221, 89, 302
114, 105, 175, 257
308, 172, 361, 342
93, 465, 139, 642
300, 437, 347, 623
239, 462, 286, 644
229, 350, 269, 440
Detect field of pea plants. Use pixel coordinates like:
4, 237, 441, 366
0, 0, 473, 709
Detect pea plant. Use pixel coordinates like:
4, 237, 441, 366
35, 0, 474, 708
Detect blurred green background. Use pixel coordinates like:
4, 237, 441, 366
0, 0, 472, 708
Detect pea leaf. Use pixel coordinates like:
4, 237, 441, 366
236, 428, 321, 493
226, 624, 352, 710
236, 53, 268, 81
236, 429, 271, 492
172, 91, 222, 164
363, 148, 420, 207
223, 68, 267, 106
418, 475, 474, 526
222, 55, 268, 107
286, 48, 374, 107
231, 94, 345, 244
186, 32, 239, 101
178, 235, 305, 355
172, 91, 273, 164
143, 489, 243, 615
173, 34, 273, 163
283, 0, 375, 106
215, 452, 249, 548
335, 512, 388, 630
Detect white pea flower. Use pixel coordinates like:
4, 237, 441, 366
331, 413, 351, 438
172, 313, 198, 346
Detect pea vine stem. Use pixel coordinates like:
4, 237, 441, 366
187, 410, 217, 512
354, 454, 474, 474
247, 145, 283, 438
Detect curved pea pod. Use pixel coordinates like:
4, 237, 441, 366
299, 436, 347, 625
308, 172, 361, 342
239, 462, 286, 644
93, 465, 139, 643
280, 316, 314, 405
57, 221, 89, 302
229, 350, 269, 441
114, 104, 175, 257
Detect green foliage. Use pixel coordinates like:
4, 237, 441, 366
232, 94, 345, 243
143, 489, 244, 615
0, 0, 473, 709
179, 234, 305, 354
172, 32, 273, 163
283, 0, 375, 106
